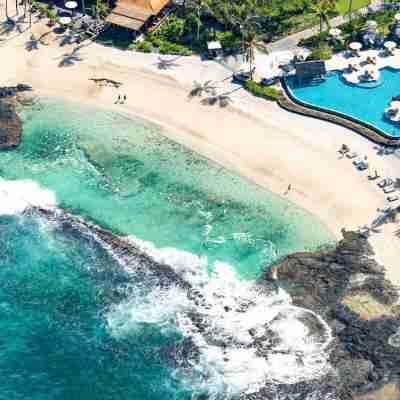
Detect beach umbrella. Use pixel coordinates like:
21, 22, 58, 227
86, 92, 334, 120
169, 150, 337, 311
366, 66, 377, 74
366, 20, 377, 29
329, 28, 341, 37
59, 16, 72, 25
384, 41, 397, 49
395, 13, 400, 22
349, 42, 362, 50
390, 100, 400, 109
65, 0, 78, 16
65, 1, 78, 10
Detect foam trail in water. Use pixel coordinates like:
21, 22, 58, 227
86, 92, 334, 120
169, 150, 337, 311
107, 235, 334, 398
0, 178, 57, 215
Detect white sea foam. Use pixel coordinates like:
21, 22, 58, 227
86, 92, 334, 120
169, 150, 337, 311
107, 235, 334, 398
0, 178, 57, 215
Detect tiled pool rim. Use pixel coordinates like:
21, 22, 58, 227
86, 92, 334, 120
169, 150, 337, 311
280, 76, 400, 147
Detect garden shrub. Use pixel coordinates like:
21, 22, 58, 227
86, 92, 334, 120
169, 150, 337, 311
244, 80, 281, 101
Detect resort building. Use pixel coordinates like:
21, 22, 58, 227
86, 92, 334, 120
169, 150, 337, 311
106, 0, 170, 32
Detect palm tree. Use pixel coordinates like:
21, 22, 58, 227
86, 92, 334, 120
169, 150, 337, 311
310, 0, 336, 34
189, 80, 217, 98
184, 0, 210, 42
229, 1, 269, 81
348, 0, 353, 23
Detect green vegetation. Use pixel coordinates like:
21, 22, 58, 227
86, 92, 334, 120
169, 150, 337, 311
300, 6, 398, 60
244, 80, 281, 101
308, 42, 333, 60
336, 0, 370, 16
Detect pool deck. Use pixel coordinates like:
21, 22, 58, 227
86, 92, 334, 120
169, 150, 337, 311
326, 49, 400, 72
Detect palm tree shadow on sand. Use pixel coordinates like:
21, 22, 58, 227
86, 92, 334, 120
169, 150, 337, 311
200, 86, 242, 108
56, 44, 88, 67
153, 56, 182, 70
25, 32, 51, 51
1, 15, 26, 36
188, 80, 217, 99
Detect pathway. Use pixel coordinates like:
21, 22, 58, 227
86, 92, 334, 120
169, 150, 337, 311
266, 0, 384, 52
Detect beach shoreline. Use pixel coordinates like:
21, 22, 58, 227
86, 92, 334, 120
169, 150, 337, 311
2, 21, 400, 286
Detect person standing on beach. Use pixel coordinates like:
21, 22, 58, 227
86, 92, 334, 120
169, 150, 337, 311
284, 184, 292, 195
115, 94, 121, 104
123, 94, 127, 104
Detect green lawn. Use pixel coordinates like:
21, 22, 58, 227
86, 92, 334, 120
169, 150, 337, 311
336, 0, 370, 16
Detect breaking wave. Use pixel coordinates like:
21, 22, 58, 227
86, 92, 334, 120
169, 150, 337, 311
0, 178, 57, 215
107, 236, 334, 398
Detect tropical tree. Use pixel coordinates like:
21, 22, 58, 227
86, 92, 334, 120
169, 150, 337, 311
184, 0, 210, 41
348, 0, 353, 23
229, 0, 270, 80
310, 0, 336, 34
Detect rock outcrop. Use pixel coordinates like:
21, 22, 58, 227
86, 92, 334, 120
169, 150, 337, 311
261, 230, 400, 399
0, 84, 33, 150
0, 100, 22, 149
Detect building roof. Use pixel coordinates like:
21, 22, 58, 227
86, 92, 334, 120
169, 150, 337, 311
207, 41, 222, 50
106, 0, 169, 30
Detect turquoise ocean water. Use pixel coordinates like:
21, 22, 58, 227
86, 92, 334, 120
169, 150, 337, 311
0, 98, 335, 399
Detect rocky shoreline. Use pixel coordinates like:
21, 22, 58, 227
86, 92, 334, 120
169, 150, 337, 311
262, 230, 400, 400
0, 84, 33, 150
31, 206, 400, 400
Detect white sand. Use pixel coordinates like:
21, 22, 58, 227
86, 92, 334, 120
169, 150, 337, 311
1, 14, 400, 285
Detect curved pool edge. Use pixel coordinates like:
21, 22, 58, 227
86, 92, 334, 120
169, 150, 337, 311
279, 78, 400, 147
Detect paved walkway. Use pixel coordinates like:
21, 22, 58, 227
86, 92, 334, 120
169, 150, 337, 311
266, 0, 384, 52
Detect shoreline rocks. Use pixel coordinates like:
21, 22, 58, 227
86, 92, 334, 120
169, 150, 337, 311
0, 84, 33, 150
0, 100, 22, 149
261, 230, 400, 399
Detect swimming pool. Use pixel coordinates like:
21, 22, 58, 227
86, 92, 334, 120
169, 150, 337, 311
285, 67, 400, 138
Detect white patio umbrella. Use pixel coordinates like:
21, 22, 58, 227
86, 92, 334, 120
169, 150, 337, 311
65, 1, 78, 17
390, 100, 400, 109
349, 42, 362, 50
329, 28, 342, 37
366, 20, 377, 28
384, 41, 397, 49
395, 13, 400, 22
65, 1, 78, 10
59, 16, 72, 25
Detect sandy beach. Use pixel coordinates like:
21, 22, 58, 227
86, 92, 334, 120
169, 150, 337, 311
1, 16, 400, 285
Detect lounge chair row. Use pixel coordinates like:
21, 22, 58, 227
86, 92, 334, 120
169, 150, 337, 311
339, 145, 399, 203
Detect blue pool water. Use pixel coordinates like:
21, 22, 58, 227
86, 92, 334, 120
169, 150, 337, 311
286, 67, 400, 138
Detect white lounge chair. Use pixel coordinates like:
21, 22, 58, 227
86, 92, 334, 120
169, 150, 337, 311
383, 186, 396, 194
387, 195, 399, 202
358, 162, 369, 171
368, 170, 380, 180
353, 159, 364, 166
346, 152, 358, 159
378, 178, 393, 188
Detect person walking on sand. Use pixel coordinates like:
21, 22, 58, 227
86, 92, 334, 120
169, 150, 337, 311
123, 94, 127, 104
115, 94, 121, 104
284, 184, 292, 195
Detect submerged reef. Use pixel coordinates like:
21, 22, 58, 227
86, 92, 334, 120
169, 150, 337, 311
263, 230, 400, 400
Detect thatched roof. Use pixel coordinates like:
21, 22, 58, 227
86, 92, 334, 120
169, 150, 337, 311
295, 61, 326, 79
106, 0, 169, 30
